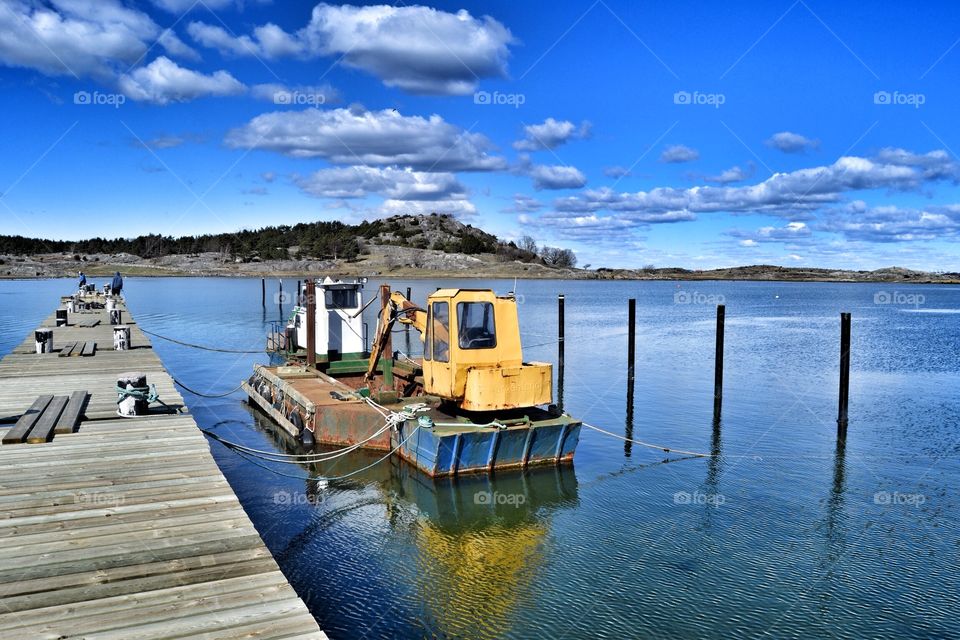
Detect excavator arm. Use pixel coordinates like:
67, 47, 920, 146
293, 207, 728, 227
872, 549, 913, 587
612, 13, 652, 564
364, 290, 427, 381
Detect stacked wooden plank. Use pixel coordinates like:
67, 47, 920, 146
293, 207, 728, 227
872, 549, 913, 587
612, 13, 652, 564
0, 301, 326, 639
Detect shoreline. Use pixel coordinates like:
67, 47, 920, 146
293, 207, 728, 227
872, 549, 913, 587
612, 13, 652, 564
2, 250, 958, 284
2, 268, 958, 285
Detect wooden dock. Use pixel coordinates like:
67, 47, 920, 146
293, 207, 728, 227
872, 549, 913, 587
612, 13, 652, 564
0, 296, 326, 639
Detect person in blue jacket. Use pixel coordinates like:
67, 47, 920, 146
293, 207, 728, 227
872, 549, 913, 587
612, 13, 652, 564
111, 271, 123, 296
78, 271, 86, 288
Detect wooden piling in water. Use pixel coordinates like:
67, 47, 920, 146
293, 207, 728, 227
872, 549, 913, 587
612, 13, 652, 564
261, 277, 265, 306
278, 279, 283, 313
306, 279, 316, 368
714, 304, 725, 419
557, 294, 565, 410
838, 312, 851, 434
627, 298, 636, 386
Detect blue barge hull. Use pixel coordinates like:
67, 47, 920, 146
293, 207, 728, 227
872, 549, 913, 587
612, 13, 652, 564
395, 418, 581, 476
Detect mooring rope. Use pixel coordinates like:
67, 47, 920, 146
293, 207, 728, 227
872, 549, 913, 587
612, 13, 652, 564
221, 426, 421, 484
581, 422, 713, 458
201, 420, 394, 463
140, 328, 262, 354
174, 378, 246, 398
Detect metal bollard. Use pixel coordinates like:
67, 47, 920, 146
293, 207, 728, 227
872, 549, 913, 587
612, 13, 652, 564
35, 329, 53, 354
113, 325, 131, 351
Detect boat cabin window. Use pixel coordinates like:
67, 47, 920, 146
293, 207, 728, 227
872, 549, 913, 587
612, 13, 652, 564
457, 302, 496, 349
431, 301, 450, 363
325, 288, 358, 309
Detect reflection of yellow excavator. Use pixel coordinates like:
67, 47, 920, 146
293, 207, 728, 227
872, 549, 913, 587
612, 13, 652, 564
365, 287, 553, 412
414, 520, 547, 639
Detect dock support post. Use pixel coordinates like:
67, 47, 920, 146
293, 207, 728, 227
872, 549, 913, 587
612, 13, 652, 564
297, 280, 301, 305
557, 294, 565, 411
627, 298, 636, 385
623, 298, 637, 456
261, 278, 265, 307
305, 279, 316, 368
838, 312, 851, 438
713, 304, 725, 419
278, 279, 283, 315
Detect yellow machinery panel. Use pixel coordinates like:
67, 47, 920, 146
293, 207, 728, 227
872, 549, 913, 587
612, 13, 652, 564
461, 362, 553, 412
367, 286, 555, 411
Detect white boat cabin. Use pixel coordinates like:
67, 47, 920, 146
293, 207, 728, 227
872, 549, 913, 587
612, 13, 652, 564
291, 277, 366, 360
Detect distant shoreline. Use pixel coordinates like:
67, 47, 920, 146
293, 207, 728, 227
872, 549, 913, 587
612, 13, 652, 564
2, 252, 958, 284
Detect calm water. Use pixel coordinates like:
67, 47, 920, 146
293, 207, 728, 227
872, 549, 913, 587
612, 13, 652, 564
2, 277, 959, 639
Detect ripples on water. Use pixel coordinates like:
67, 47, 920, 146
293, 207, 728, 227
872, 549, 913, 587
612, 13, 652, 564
2, 277, 959, 639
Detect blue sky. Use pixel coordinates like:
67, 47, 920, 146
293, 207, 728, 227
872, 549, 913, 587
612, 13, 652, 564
2, 0, 960, 270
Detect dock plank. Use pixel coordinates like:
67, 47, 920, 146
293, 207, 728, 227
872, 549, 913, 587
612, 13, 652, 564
25, 395, 68, 444
1, 395, 53, 445
0, 299, 325, 638
53, 389, 88, 434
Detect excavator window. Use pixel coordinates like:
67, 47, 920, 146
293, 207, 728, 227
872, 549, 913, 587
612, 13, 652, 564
457, 302, 496, 349
431, 301, 449, 363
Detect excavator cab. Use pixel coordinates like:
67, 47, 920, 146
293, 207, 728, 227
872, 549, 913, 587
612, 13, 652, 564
419, 289, 552, 412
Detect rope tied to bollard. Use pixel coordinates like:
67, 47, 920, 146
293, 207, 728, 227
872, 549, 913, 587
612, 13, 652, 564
116, 383, 173, 412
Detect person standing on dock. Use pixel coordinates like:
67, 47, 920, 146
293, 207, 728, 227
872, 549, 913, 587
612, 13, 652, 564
111, 271, 123, 297
78, 271, 86, 289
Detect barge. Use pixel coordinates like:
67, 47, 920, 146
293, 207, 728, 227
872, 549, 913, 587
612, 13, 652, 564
244, 278, 580, 477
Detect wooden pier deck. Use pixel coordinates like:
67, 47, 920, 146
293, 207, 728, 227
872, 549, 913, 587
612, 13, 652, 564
0, 296, 326, 639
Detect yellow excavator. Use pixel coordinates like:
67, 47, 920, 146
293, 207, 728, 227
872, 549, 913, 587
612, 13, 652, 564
365, 286, 553, 412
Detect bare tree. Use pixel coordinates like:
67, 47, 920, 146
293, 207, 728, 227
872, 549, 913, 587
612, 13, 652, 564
540, 246, 577, 268
518, 235, 538, 253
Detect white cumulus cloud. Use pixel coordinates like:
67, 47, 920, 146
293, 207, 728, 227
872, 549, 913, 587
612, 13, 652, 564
766, 131, 820, 154
225, 106, 507, 171
118, 56, 245, 104
188, 3, 514, 95
294, 166, 466, 201
513, 118, 591, 151
660, 144, 700, 163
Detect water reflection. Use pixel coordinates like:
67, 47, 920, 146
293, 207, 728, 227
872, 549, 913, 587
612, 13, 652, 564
244, 405, 579, 640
